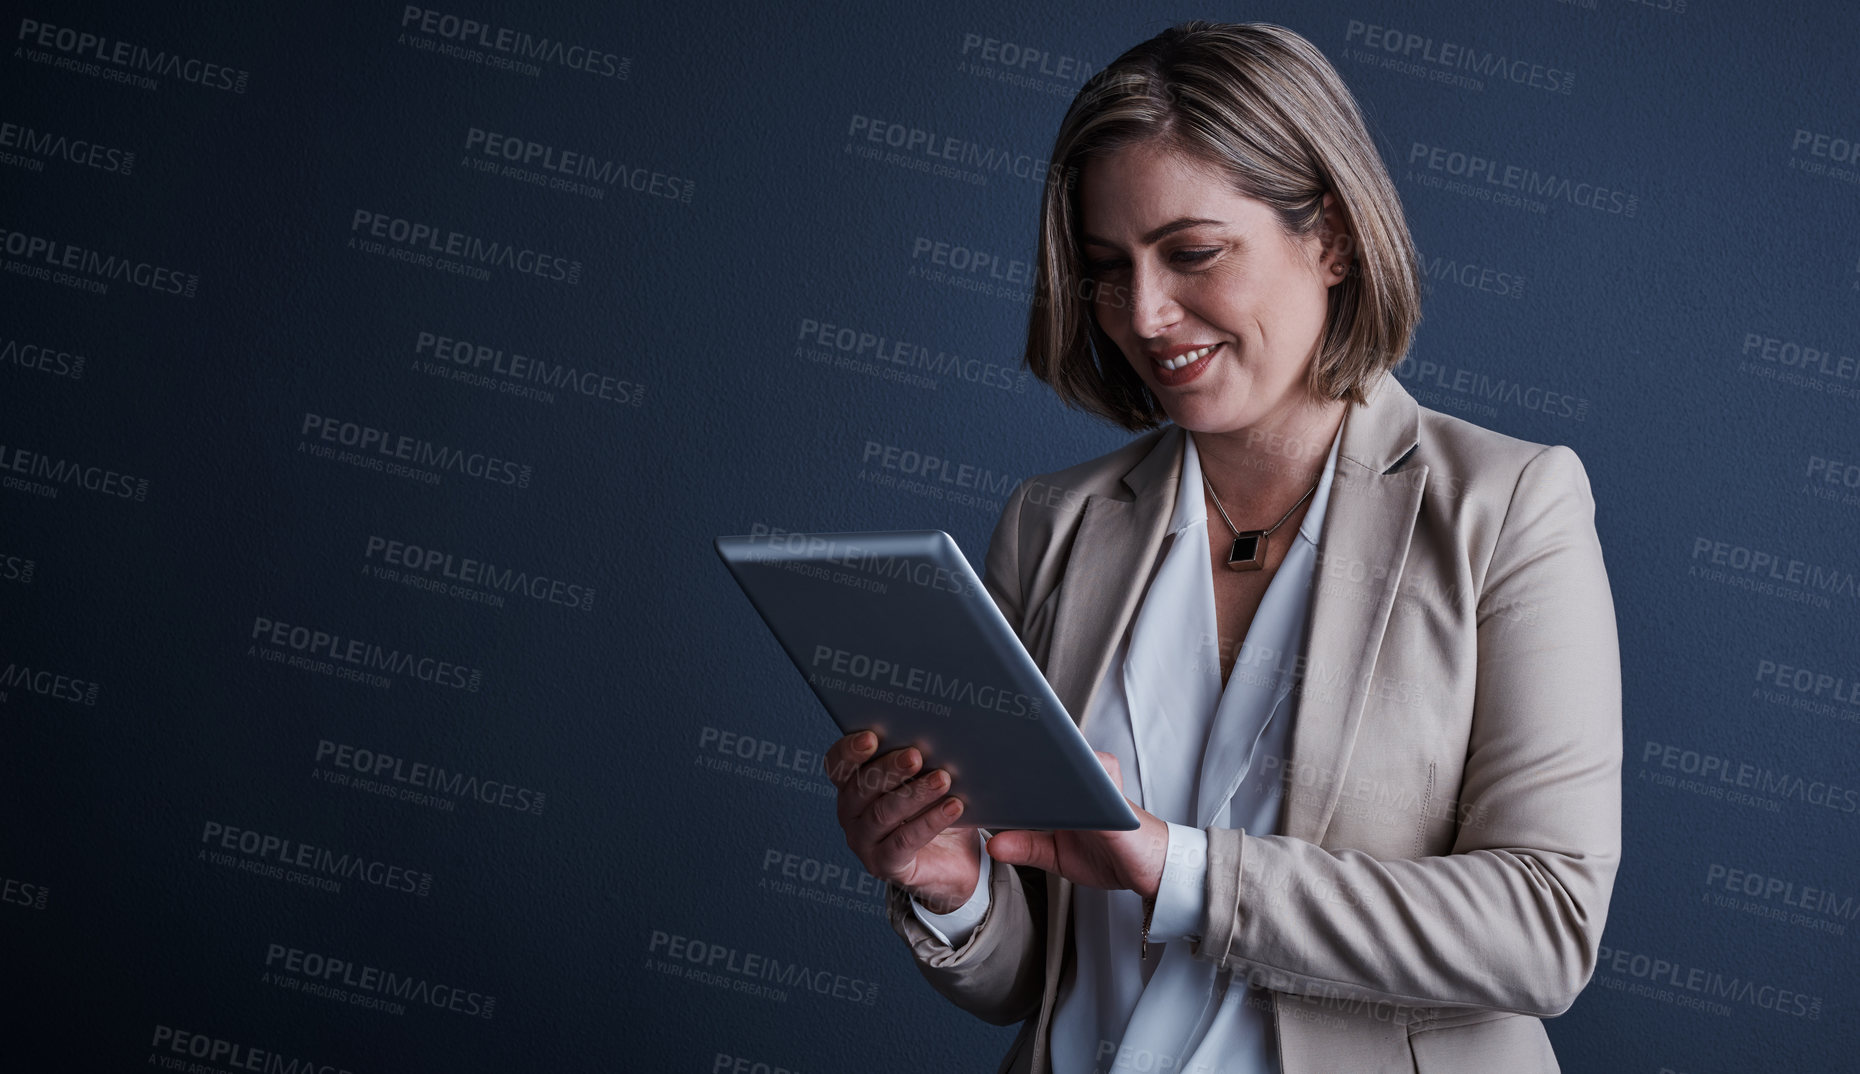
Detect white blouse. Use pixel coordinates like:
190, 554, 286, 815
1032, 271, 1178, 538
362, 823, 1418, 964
912, 423, 1341, 1074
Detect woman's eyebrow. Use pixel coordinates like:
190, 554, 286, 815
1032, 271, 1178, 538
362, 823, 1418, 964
1080, 217, 1227, 249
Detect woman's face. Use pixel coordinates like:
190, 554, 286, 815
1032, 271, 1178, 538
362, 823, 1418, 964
1076, 144, 1347, 433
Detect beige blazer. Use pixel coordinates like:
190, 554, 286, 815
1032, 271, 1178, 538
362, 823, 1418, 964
882, 369, 1622, 1073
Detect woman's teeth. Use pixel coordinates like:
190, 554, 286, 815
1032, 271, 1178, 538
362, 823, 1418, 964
1158, 344, 1217, 370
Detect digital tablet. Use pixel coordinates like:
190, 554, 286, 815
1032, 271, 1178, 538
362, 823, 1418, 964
714, 529, 1141, 831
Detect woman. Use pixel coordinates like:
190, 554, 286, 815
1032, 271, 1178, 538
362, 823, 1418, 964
825, 20, 1620, 1074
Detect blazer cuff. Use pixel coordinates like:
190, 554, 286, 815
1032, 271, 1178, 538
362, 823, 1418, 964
907, 829, 992, 947
1148, 822, 1209, 942
1198, 826, 1246, 969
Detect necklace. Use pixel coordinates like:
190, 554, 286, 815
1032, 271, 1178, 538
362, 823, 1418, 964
1201, 463, 1322, 572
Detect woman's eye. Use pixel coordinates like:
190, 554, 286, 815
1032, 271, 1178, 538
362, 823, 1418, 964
1084, 249, 1218, 274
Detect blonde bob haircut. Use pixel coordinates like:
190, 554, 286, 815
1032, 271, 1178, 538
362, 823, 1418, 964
1027, 20, 1423, 431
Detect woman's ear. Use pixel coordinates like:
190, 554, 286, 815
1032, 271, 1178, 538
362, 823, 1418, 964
1317, 191, 1354, 283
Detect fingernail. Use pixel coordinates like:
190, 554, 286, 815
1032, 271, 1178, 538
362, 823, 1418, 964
942, 800, 961, 816
857, 732, 874, 749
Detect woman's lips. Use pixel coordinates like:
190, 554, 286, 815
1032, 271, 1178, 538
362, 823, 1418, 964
1150, 341, 1221, 387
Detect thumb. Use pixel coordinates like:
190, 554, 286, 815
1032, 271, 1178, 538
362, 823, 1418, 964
986, 830, 1058, 873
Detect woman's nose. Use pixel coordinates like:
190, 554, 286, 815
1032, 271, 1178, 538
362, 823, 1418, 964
1126, 266, 1181, 339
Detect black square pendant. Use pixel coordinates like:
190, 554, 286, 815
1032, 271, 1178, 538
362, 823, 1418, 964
1226, 532, 1266, 571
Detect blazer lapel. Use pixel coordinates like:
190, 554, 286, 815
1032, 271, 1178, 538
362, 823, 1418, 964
1044, 426, 1183, 735
1280, 372, 1425, 844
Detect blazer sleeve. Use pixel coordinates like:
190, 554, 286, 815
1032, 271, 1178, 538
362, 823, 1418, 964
881, 477, 1048, 1026
1187, 444, 1623, 1020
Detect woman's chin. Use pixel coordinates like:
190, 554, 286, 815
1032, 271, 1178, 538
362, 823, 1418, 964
1157, 385, 1251, 430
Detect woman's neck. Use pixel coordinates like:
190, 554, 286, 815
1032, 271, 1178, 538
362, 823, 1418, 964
1188, 397, 1347, 520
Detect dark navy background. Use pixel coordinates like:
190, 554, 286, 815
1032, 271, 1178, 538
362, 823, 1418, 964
2, 2, 1856, 1071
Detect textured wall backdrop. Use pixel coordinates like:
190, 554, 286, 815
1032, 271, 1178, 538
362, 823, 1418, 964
2, 1, 1857, 1071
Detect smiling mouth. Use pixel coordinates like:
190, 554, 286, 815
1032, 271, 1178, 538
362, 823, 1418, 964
1152, 342, 1221, 371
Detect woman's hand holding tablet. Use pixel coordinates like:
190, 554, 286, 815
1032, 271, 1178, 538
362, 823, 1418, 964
828, 728, 1171, 912
827, 730, 981, 914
